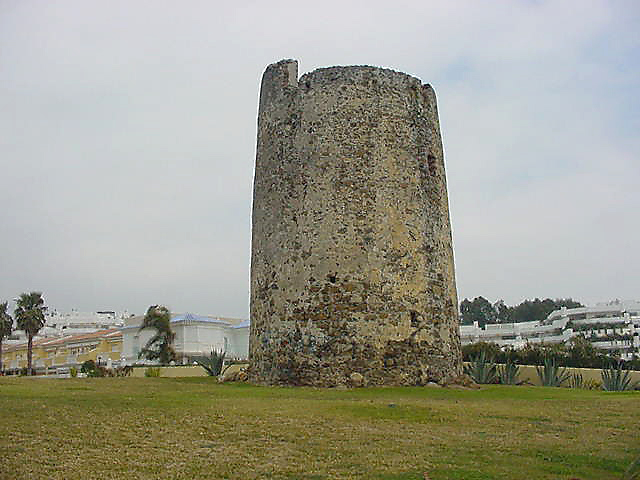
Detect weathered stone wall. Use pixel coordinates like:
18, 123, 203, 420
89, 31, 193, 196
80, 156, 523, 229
249, 59, 462, 386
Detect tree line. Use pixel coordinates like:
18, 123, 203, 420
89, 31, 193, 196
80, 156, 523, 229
460, 296, 584, 328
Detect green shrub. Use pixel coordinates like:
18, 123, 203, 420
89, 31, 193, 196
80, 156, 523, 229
144, 367, 161, 378
69, 367, 78, 378
461, 338, 635, 370
80, 360, 96, 374
462, 342, 501, 362
90, 366, 107, 377
536, 357, 571, 387
464, 352, 497, 384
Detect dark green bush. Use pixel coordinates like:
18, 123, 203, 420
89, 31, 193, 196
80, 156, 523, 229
80, 360, 96, 374
462, 337, 638, 370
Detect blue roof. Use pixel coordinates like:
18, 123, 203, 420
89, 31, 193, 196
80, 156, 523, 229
171, 313, 249, 328
171, 313, 214, 323
119, 313, 249, 331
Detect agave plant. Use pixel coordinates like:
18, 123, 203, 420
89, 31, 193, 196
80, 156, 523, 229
569, 372, 584, 389
585, 379, 603, 390
497, 360, 521, 385
194, 349, 227, 377
622, 454, 640, 480
464, 351, 497, 384
536, 357, 571, 387
601, 364, 636, 391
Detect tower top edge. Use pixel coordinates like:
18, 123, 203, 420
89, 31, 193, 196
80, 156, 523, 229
301, 65, 425, 86
263, 59, 433, 92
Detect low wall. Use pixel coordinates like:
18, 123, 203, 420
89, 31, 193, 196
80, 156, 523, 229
130, 363, 248, 378
515, 364, 640, 387
128, 363, 640, 387
464, 363, 640, 387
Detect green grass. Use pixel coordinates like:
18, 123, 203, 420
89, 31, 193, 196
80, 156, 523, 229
0, 377, 638, 479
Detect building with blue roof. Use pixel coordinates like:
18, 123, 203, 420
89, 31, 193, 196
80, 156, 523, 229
120, 312, 249, 365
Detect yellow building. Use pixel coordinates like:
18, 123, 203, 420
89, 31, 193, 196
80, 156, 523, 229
2, 329, 122, 374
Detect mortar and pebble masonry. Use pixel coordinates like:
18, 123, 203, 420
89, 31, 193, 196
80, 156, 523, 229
249, 59, 463, 387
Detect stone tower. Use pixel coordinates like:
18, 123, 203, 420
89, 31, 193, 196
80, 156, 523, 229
249, 59, 462, 386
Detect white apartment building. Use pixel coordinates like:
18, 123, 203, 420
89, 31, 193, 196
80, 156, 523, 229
120, 313, 249, 365
460, 300, 640, 360
7, 309, 128, 344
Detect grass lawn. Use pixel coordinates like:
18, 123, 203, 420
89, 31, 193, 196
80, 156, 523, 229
0, 377, 638, 480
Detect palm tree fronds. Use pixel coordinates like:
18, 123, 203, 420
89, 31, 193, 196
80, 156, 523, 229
138, 305, 177, 365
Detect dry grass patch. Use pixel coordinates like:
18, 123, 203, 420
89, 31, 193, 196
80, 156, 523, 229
0, 377, 637, 479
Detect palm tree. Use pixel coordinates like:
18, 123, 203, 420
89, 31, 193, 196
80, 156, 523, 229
14, 292, 47, 375
138, 305, 176, 364
0, 302, 13, 373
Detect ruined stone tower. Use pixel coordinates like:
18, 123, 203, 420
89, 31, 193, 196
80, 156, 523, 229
249, 59, 462, 386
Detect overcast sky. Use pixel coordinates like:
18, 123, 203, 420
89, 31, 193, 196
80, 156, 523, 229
1, 0, 638, 317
